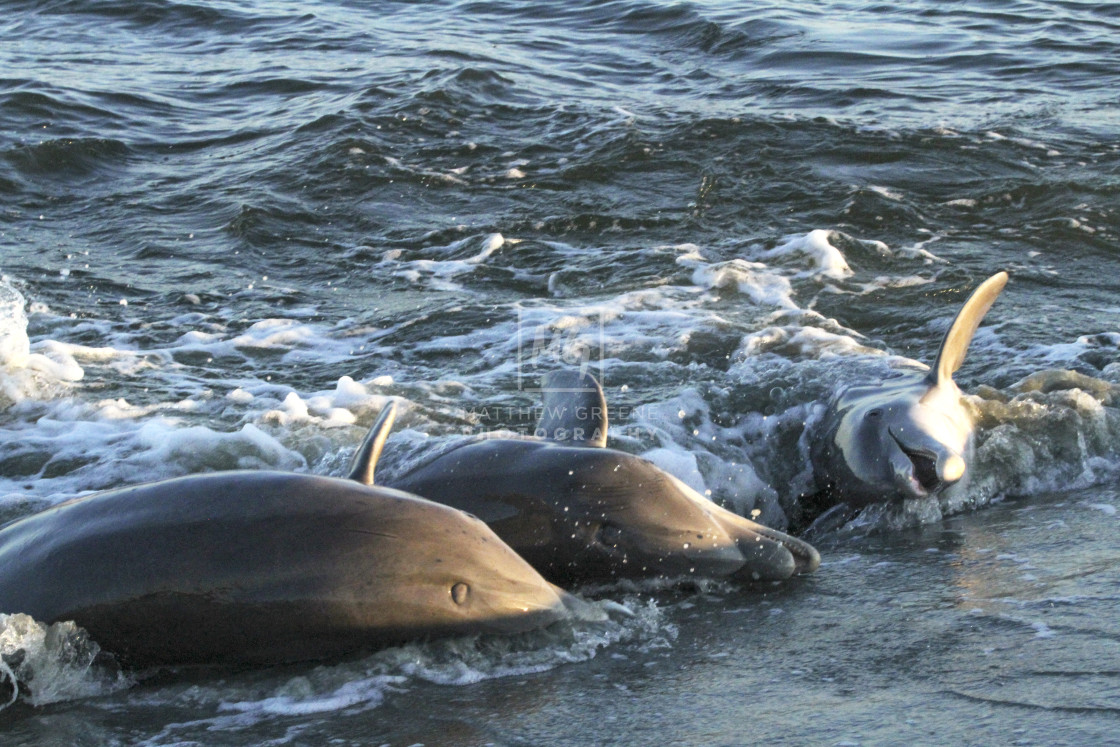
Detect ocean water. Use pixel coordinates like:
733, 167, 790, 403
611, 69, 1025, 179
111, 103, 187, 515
2, 0, 1120, 743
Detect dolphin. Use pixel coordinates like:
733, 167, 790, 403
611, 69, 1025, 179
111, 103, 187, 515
363, 373, 820, 585
0, 472, 573, 667
809, 272, 1009, 508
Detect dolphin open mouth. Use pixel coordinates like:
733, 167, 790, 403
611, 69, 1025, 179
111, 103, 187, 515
889, 429, 942, 494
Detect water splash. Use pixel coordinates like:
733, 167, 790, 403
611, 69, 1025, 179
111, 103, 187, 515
0, 279, 84, 406
0, 613, 131, 709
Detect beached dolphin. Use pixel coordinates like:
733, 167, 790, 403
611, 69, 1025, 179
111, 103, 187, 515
363, 373, 820, 585
0, 473, 573, 667
809, 272, 1009, 508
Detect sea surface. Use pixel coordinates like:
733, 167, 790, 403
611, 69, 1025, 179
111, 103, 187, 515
2, 0, 1120, 744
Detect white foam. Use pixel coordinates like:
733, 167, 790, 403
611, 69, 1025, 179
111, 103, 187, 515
672, 243, 707, 264
1031, 621, 1056, 638
1083, 502, 1117, 516
0, 279, 86, 404
232, 319, 317, 350
628, 389, 787, 526
407, 289, 716, 381
262, 378, 397, 429
0, 281, 31, 366
1029, 334, 1120, 370
227, 388, 255, 403
382, 233, 506, 291
691, 259, 797, 309
136, 421, 307, 474
130, 596, 665, 740
759, 229, 853, 280
0, 411, 314, 509
868, 185, 905, 201
736, 324, 879, 360
382, 155, 468, 186
9, 219, 1109, 552
894, 235, 946, 263
642, 447, 707, 495
219, 674, 401, 717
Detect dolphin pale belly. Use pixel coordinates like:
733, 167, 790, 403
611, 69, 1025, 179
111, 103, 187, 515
810, 272, 1009, 508
367, 373, 819, 585
0, 472, 572, 667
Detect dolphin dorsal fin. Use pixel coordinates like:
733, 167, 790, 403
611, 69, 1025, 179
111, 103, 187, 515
347, 401, 398, 485
927, 272, 1008, 387
535, 370, 608, 447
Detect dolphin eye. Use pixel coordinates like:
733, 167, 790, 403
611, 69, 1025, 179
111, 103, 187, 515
867, 409, 883, 419
451, 582, 470, 605
597, 523, 623, 547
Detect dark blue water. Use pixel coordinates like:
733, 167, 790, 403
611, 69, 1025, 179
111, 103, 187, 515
3, 0, 1120, 743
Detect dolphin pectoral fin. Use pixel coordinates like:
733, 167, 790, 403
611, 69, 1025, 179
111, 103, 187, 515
709, 508, 821, 578
535, 370, 608, 447
347, 401, 398, 486
927, 271, 1008, 387
682, 532, 759, 579
733, 534, 796, 581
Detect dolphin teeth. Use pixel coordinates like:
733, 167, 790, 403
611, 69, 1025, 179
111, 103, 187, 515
903, 447, 941, 493
888, 429, 943, 494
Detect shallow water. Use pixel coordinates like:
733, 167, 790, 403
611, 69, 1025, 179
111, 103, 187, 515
5, 487, 1120, 745
2, 0, 1120, 742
